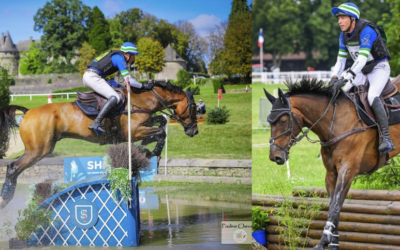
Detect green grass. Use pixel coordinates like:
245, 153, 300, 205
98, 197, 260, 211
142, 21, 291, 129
8, 82, 251, 160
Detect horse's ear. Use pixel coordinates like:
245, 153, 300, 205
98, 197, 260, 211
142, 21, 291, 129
278, 88, 288, 106
264, 88, 276, 104
187, 87, 191, 92
190, 87, 198, 96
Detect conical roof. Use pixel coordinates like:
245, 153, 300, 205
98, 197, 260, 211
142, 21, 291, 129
164, 44, 185, 62
0, 31, 18, 52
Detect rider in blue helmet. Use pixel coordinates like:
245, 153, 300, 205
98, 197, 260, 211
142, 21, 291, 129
330, 4, 394, 152
330, 3, 395, 148
83, 42, 153, 135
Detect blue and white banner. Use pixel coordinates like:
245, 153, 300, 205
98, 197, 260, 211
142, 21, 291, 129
64, 156, 159, 183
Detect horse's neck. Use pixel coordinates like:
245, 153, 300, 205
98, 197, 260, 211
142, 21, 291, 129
130, 88, 183, 112
291, 95, 356, 141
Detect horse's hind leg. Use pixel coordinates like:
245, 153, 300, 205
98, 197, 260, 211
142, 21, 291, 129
0, 141, 56, 208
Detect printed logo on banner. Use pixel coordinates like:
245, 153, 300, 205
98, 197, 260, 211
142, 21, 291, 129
221, 221, 252, 244
70, 199, 99, 229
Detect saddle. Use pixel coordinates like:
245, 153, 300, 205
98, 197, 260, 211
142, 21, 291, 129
75, 88, 126, 116
350, 79, 400, 126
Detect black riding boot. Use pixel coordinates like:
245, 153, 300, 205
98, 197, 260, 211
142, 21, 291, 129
371, 97, 396, 154
88, 96, 118, 135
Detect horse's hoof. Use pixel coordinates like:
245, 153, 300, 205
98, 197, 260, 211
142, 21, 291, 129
0, 197, 8, 209
312, 246, 324, 250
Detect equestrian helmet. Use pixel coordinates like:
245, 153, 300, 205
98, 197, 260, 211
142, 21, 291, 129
331, 2, 360, 19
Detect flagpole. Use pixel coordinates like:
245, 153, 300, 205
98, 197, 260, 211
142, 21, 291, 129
260, 28, 263, 72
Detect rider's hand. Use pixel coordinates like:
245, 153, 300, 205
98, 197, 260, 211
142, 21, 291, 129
141, 83, 153, 90
329, 76, 339, 87
333, 79, 346, 91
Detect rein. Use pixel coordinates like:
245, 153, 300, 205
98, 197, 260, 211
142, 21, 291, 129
149, 89, 197, 129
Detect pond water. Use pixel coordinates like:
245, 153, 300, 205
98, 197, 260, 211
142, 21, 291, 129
0, 184, 251, 249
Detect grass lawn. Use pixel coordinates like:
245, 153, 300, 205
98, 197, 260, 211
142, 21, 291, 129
8, 81, 251, 160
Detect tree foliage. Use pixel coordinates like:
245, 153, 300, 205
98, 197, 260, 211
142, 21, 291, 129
108, 17, 125, 48
176, 68, 190, 87
88, 6, 111, 54
19, 42, 44, 75
135, 37, 165, 79
115, 8, 144, 43
77, 42, 97, 77
229, 0, 250, 20
224, 12, 252, 78
379, 0, 400, 76
0, 68, 12, 108
34, 0, 91, 65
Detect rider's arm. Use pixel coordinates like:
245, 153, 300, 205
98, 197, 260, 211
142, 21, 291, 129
111, 54, 142, 88
332, 34, 347, 78
343, 26, 378, 80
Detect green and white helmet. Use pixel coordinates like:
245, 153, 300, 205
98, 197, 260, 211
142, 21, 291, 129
331, 2, 360, 20
121, 42, 139, 55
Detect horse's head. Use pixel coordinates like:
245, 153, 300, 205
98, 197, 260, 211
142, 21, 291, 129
173, 87, 199, 137
264, 88, 302, 165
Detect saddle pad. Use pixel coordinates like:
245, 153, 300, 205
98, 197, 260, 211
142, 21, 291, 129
358, 92, 400, 126
75, 99, 100, 115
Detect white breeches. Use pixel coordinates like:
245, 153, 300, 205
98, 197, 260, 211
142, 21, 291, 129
82, 71, 121, 103
343, 61, 390, 106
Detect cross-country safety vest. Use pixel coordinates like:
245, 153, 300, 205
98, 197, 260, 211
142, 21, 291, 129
343, 19, 391, 67
88, 50, 125, 78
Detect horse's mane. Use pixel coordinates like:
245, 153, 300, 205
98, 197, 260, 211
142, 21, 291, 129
284, 78, 333, 97
151, 80, 184, 94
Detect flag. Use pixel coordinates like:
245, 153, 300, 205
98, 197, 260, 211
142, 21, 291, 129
258, 29, 264, 48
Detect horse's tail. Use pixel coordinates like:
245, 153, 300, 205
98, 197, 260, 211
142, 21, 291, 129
0, 105, 29, 157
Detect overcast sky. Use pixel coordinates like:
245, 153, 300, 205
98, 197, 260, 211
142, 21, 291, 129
1, 0, 251, 44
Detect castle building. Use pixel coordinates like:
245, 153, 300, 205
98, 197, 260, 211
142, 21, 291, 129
0, 31, 40, 75
155, 44, 187, 80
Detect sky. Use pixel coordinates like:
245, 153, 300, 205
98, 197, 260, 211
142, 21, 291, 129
0, 0, 252, 44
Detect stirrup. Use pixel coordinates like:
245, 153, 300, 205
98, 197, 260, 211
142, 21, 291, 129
379, 137, 395, 154
89, 122, 106, 136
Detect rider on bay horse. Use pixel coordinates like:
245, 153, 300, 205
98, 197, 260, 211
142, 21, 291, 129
329, 2, 395, 154
83, 42, 153, 135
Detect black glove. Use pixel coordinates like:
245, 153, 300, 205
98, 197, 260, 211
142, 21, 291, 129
333, 79, 346, 91
329, 77, 339, 87
141, 83, 153, 90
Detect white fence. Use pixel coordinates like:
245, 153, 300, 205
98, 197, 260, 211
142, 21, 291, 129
252, 71, 333, 84
11, 92, 77, 101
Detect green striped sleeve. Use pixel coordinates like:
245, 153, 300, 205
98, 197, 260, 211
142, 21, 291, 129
358, 52, 369, 58
120, 69, 130, 77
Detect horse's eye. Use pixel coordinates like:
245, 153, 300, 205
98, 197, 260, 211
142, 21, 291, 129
280, 119, 287, 124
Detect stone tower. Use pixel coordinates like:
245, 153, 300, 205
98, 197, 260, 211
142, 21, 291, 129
0, 31, 19, 74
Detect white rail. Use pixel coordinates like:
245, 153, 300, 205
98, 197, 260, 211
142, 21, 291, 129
11, 92, 77, 101
252, 71, 333, 84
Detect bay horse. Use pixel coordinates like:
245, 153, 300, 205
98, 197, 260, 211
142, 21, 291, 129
264, 77, 400, 250
0, 81, 198, 209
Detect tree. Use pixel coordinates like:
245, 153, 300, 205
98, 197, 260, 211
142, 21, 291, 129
115, 8, 144, 43
176, 68, 190, 87
19, 42, 45, 75
34, 0, 91, 66
88, 6, 111, 54
108, 17, 125, 48
229, 0, 250, 20
379, 0, 400, 76
224, 12, 252, 78
135, 37, 165, 79
0, 68, 12, 107
77, 42, 97, 77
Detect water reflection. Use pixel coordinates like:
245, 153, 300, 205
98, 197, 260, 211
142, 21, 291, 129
0, 184, 251, 249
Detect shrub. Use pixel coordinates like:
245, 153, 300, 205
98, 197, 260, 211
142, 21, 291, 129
252, 206, 269, 232
205, 106, 231, 124
212, 78, 225, 93
47, 78, 52, 84
192, 78, 209, 86
184, 84, 200, 95
0, 68, 12, 107
176, 68, 190, 87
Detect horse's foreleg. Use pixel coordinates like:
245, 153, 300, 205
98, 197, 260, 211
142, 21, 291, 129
133, 127, 166, 158
314, 165, 358, 250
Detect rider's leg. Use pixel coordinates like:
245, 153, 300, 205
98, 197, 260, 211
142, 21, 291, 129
367, 61, 395, 153
83, 71, 121, 135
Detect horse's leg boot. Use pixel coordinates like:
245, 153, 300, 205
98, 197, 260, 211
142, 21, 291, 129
88, 96, 118, 135
371, 97, 396, 154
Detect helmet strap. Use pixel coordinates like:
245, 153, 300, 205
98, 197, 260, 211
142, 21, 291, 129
344, 17, 355, 33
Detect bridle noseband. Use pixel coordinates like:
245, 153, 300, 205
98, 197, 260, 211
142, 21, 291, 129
150, 89, 197, 129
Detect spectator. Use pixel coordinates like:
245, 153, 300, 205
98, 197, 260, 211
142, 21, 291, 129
196, 99, 206, 118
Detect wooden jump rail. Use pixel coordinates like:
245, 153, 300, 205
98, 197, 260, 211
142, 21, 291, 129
253, 187, 400, 250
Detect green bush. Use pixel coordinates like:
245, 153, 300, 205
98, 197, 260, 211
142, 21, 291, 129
212, 78, 225, 94
176, 68, 190, 87
252, 206, 269, 232
205, 106, 230, 124
0, 68, 12, 107
192, 78, 209, 86
184, 84, 200, 95
47, 78, 52, 84
52, 86, 91, 99
188, 72, 210, 78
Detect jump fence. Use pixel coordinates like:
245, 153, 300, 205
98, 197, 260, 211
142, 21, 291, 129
252, 187, 400, 250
